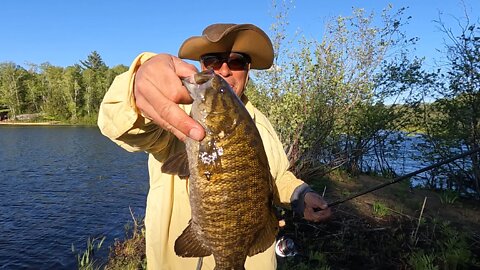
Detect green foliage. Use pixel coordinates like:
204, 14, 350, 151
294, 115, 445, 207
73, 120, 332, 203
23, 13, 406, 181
71, 236, 106, 270
0, 52, 128, 124
249, 3, 429, 181
415, 13, 480, 197
408, 251, 439, 270
409, 217, 477, 269
0, 62, 29, 117
277, 200, 479, 270
436, 222, 472, 269
249, 1, 480, 199
80, 51, 107, 71
372, 201, 390, 217
104, 211, 146, 270
439, 190, 459, 204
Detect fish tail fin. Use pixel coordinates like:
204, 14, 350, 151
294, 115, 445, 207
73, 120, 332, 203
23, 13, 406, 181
247, 210, 279, 256
175, 221, 212, 257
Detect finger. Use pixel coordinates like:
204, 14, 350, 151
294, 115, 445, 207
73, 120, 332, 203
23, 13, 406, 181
135, 93, 187, 141
134, 54, 205, 140
136, 89, 205, 141
306, 207, 332, 223
135, 54, 195, 104
171, 56, 198, 78
305, 192, 329, 209
157, 101, 205, 141
312, 200, 328, 210
152, 55, 198, 104
134, 63, 205, 141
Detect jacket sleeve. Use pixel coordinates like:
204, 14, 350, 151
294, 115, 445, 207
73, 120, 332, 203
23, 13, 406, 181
251, 106, 308, 210
97, 52, 176, 154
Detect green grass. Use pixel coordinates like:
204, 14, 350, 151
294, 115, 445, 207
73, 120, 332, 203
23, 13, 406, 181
372, 201, 390, 217
439, 190, 459, 205
103, 212, 146, 270
72, 236, 106, 270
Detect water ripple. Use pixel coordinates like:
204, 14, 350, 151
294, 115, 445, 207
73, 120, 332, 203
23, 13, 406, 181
0, 126, 148, 269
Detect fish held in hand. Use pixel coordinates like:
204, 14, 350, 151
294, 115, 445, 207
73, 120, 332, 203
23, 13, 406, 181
161, 70, 278, 270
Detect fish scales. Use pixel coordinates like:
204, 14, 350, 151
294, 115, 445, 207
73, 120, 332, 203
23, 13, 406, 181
162, 70, 278, 270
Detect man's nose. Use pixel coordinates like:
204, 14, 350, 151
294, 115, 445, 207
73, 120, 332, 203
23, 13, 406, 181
216, 62, 232, 77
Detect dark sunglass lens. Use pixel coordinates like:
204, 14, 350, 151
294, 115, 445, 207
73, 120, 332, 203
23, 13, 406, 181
202, 56, 222, 69
227, 54, 248, 70
201, 53, 249, 70
227, 59, 244, 70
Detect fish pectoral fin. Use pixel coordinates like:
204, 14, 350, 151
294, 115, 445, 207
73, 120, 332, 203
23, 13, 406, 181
175, 222, 212, 257
161, 150, 190, 179
248, 212, 279, 256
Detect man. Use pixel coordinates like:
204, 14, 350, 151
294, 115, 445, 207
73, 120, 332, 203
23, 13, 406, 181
98, 23, 331, 270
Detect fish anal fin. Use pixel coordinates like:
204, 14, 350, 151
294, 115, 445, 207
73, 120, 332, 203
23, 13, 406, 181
248, 211, 278, 256
161, 150, 190, 179
175, 222, 212, 258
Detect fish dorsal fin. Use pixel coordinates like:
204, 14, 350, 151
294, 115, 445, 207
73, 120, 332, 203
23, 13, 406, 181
248, 210, 278, 257
161, 150, 190, 179
175, 221, 212, 257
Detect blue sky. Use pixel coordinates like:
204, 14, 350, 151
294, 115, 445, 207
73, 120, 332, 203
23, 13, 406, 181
1, 0, 478, 69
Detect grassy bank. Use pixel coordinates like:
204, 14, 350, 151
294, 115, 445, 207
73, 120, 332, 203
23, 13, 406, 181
74, 210, 146, 270
77, 172, 480, 269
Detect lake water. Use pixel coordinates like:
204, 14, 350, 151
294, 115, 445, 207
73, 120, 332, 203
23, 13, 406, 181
0, 126, 149, 269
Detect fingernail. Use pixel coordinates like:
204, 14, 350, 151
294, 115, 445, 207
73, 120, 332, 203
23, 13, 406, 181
189, 127, 203, 141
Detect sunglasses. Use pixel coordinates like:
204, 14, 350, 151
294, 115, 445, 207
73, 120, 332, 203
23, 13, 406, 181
200, 52, 251, 71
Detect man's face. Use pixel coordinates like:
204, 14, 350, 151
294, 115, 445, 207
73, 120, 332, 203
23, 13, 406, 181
200, 52, 250, 97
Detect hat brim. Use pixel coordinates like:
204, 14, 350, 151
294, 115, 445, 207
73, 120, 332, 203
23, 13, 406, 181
178, 25, 273, 70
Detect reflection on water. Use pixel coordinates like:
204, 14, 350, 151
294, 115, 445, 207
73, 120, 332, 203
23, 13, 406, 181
0, 126, 148, 269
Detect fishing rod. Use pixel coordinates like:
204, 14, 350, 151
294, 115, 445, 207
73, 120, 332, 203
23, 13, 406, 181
327, 147, 480, 208
277, 147, 480, 258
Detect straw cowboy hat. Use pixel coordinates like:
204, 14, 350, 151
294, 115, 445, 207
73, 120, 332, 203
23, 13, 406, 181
178, 23, 274, 70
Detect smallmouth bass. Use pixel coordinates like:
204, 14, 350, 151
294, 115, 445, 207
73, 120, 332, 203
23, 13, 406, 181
162, 70, 278, 270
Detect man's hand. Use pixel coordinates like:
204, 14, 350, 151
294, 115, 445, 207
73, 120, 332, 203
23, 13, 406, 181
134, 54, 205, 141
303, 192, 332, 222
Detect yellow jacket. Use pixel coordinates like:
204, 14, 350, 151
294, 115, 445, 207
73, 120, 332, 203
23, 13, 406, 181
98, 52, 306, 270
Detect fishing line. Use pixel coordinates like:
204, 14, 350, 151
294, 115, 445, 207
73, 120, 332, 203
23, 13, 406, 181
327, 147, 480, 208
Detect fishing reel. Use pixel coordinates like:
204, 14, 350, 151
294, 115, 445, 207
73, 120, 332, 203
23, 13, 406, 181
275, 236, 298, 257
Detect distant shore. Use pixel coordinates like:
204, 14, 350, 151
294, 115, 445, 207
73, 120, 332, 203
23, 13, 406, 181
0, 121, 96, 126
0, 121, 62, 126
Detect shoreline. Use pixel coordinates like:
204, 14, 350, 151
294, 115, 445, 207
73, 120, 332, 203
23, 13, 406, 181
0, 121, 95, 127
0, 121, 63, 126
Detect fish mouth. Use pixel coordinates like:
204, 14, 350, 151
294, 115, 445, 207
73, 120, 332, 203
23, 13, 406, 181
182, 70, 216, 99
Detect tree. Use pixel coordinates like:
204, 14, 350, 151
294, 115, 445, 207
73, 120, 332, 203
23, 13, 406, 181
0, 51, 126, 123
421, 13, 480, 197
79, 51, 111, 118
80, 51, 107, 71
249, 3, 421, 179
63, 65, 84, 121
39, 63, 69, 118
24, 63, 46, 113
0, 62, 28, 117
